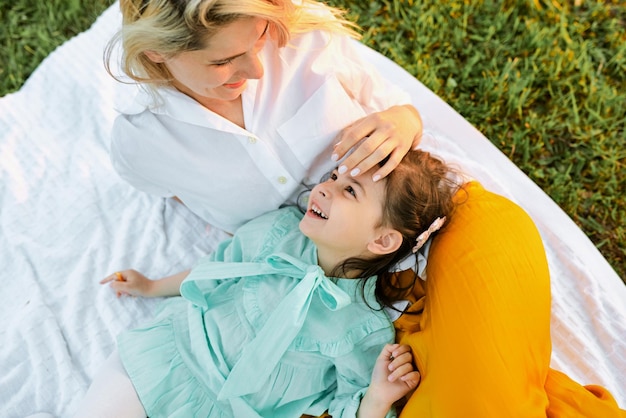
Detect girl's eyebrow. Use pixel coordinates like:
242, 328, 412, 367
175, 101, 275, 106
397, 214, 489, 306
350, 178, 366, 196
209, 21, 269, 64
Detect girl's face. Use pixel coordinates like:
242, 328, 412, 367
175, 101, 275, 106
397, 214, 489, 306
146, 17, 268, 105
299, 168, 391, 271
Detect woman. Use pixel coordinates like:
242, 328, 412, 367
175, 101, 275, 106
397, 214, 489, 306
105, 0, 422, 233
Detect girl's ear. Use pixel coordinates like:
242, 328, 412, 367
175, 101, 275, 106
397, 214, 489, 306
367, 229, 403, 255
144, 50, 166, 63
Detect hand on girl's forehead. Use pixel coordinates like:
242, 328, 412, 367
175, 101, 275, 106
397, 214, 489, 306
329, 165, 385, 187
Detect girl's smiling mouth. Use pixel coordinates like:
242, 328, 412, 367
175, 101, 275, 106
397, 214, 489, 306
309, 203, 328, 219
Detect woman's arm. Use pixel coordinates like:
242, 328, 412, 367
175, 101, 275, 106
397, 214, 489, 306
100, 269, 190, 298
324, 33, 423, 182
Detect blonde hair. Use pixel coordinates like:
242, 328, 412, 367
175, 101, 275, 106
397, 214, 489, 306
104, 0, 359, 91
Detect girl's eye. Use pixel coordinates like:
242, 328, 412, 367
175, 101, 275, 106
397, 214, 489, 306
330, 172, 338, 181
345, 186, 356, 197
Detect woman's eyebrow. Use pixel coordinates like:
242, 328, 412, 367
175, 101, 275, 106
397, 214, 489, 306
209, 51, 245, 63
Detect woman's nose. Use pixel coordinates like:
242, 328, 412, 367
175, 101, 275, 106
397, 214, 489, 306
240, 53, 264, 80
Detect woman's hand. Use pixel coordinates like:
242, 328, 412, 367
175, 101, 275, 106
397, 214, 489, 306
357, 343, 421, 418
100, 269, 189, 298
332, 105, 423, 182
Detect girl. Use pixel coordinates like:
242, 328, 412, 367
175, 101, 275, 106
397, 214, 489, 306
105, 0, 423, 233
87, 150, 460, 418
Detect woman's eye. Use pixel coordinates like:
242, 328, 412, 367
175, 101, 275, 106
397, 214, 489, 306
346, 186, 356, 197
330, 172, 338, 181
213, 59, 233, 67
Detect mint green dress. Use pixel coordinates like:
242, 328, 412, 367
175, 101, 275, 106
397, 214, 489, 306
118, 207, 396, 418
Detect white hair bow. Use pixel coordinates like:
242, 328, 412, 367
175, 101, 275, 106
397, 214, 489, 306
412, 216, 446, 253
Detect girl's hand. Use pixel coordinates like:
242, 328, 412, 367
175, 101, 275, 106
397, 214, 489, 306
375, 343, 421, 402
358, 344, 421, 417
100, 269, 189, 298
100, 269, 155, 298
332, 105, 423, 182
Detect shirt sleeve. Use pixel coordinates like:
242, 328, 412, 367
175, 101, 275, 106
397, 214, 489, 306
325, 34, 412, 114
327, 327, 397, 418
109, 114, 175, 198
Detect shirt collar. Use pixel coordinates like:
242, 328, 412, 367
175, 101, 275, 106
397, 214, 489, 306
120, 85, 257, 137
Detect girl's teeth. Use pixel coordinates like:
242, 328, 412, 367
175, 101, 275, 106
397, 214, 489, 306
311, 205, 327, 219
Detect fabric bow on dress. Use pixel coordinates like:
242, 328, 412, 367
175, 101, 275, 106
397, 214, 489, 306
181, 252, 352, 404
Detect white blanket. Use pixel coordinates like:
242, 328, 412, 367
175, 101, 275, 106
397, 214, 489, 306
1, 4, 624, 417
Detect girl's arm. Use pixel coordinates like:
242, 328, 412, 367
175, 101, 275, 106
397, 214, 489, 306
357, 344, 421, 418
100, 269, 190, 298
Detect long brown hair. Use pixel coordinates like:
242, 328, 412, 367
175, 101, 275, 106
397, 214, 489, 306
330, 150, 463, 311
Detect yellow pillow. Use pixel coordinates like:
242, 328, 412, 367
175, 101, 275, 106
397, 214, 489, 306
395, 181, 625, 417
396, 181, 553, 417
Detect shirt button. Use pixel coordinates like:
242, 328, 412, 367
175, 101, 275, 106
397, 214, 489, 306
277, 176, 287, 184
248, 136, 257, 144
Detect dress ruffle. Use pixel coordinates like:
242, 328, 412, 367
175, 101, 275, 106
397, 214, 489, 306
118, 299, 231, 418
294, 314, 393, 357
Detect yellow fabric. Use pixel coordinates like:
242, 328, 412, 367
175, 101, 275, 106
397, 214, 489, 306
394, 181, 626, 418
545, 369, 626, 418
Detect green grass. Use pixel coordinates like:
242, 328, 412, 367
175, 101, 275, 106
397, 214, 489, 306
2, 0, 624, 282
329, 0, 626, 282
0, 0, 114, 92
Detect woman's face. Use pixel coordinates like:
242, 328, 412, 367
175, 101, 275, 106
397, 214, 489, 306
299, 168, 390, 264
147, 17, 268, 105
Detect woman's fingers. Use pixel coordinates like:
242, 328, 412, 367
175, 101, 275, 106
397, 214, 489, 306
332, 105, 421, 181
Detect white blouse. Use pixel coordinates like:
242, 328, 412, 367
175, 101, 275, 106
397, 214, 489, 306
110, 29, 410, 233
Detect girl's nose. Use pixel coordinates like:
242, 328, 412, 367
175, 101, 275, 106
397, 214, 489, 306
317, 183, 332, 198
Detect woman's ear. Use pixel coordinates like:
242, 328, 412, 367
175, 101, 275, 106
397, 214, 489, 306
367, 229, 403, 255
144, 50, 166, 63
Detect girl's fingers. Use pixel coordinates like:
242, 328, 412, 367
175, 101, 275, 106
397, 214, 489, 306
379, 343, 400, 362
400, 371, 421, 389
100, 271, 126, 284
388, 362, 413, 379
388, 351, 413, 369
388, 344, 413, 366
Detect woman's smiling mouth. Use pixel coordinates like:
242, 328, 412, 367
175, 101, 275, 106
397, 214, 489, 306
223, 79, 247, 89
